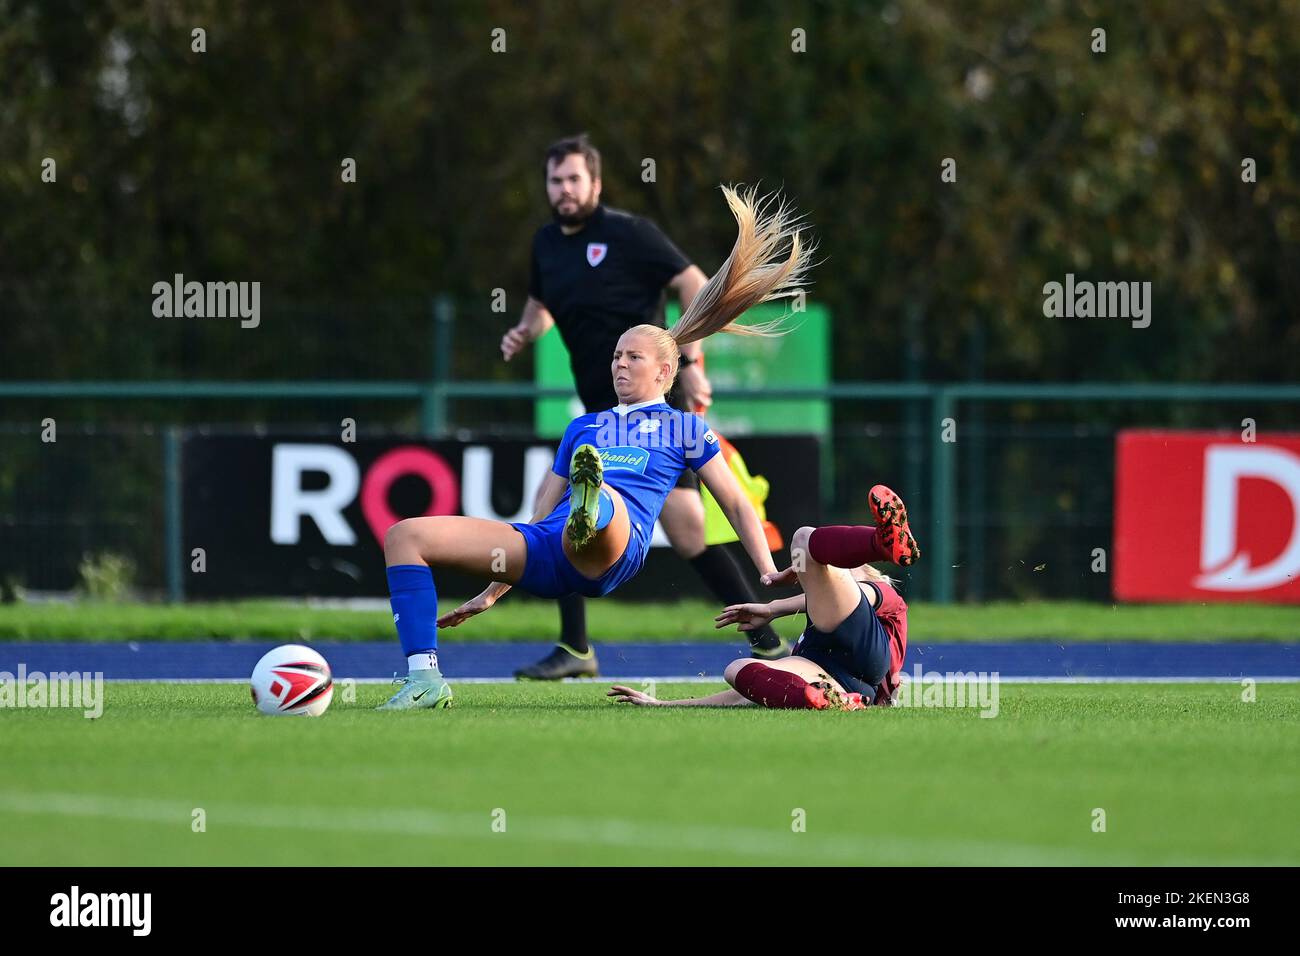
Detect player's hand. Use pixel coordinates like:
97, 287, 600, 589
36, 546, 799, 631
715, 602, 775, 632
607, 684, 663, 706
436, 591, 496, 628
500, 325, 530, 362
761, 566, 798, 587
678, 363, 713, 411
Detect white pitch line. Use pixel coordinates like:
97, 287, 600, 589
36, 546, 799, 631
0, 790, 1285, 867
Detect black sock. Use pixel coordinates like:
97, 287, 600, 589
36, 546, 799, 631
558, 591, 590, 654
688, 544, 782, 651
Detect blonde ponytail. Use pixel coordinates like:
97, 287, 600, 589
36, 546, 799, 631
622, 185, 816, 394
671, 185, 816, 347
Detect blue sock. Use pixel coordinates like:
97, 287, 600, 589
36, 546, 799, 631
596, 488, 614, 531
387, 564, 438, 658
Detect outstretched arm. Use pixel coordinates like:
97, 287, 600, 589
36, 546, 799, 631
715, 593, 806, 632
695, 455, 777, 582
529, 470, 568, 522
768, 594, 807, 618
608, 684, 753, 707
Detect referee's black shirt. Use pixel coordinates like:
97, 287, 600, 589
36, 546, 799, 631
529, 203, 692, 410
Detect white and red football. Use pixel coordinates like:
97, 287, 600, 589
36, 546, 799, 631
249, 644, 334, 716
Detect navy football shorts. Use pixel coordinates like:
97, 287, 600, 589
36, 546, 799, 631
792, 584, 892, 702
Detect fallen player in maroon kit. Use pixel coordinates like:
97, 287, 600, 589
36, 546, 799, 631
609, 485, 919, 710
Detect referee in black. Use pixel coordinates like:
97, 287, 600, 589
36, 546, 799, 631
501, 133, 789, 679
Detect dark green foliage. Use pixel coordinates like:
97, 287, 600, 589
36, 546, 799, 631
2, 0, 1297, 385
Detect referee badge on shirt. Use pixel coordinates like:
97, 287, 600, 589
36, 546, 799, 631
586, 242, 608, 267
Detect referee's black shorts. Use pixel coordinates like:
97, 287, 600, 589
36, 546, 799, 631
580, 380, 699, 490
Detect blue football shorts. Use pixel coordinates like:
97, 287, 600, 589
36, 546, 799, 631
509, 510, 649, 599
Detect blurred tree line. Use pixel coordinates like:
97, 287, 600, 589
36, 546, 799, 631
3, 0, 1297, 395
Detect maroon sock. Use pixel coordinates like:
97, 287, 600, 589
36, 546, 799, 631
732, 662, 815, 709
808, 526, 890, 567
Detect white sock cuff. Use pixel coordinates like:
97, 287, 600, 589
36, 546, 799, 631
407, 652, 439, 673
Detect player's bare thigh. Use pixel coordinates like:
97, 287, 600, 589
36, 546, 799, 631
658, 487, 706, 558
722, 656, 849, 695
561, 482, 632, 580
384, 516, 527, 583
789, 525, 875, 631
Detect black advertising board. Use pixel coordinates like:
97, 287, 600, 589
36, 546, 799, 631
182, 433, 822, 600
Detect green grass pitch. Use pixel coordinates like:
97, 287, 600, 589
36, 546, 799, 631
6, 599, 1300, 641
2, 682, 1298, 866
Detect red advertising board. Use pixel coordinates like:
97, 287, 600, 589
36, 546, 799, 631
1114, 430, 1300, 603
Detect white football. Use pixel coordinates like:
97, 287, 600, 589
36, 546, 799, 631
250, 644, 334, 716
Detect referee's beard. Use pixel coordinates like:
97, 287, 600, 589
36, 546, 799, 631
551, 194, 600, 228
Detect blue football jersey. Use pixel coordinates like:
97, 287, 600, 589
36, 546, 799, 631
548, 399, 721, 545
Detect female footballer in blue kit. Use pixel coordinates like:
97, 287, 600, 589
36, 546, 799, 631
378, 186, 814, 710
